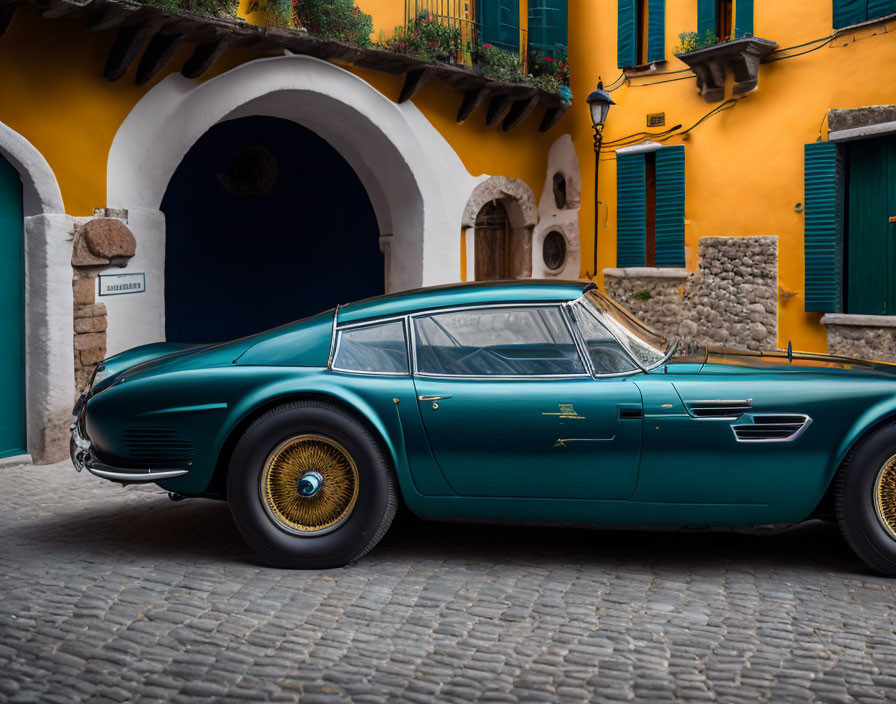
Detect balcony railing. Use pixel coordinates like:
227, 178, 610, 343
403, 0, 528, 70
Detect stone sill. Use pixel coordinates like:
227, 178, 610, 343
821, 313, 896, 328
603, 267, 691, 280
828, 120, 896, 143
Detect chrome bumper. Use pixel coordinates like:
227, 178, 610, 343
70, 415, 190, 484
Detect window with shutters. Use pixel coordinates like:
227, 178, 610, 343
616, 146, 686, 269
833, 0, 896, 29
480, 0, 521, 53
806, 136, 896, 314
696, 0, 753, 41
528, 0, 567, 58
617, 0, 665, 68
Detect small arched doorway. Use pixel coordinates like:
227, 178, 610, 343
474, 201, 511, 280
161, 116, 382, 344
0, 154, 25, 458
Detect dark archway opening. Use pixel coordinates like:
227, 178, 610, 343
161, 116, 383, 344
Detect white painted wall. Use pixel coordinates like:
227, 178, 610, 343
106, 54, 482, 350
532, 135, 582, 279
0, 121, 73, 462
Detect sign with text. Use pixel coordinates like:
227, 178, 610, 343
98, 273, 146, 296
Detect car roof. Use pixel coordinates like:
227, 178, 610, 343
337, 280, 594, 324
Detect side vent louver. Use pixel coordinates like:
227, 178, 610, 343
733, 415, 811, 442
686, 399, 753, 419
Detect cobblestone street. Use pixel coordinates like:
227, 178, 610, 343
2, 461, 896, 702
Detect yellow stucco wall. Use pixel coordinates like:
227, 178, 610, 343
0, 1, 560, 246
1, 1, 892, 353
568, 0, 896, 353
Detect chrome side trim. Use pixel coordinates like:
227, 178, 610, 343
87, 466, 189, 482
685, 398, 754, 420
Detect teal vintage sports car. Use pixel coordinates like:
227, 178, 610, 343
71, 281, 896, 573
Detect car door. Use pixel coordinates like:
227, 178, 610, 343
410, 304, 644, 500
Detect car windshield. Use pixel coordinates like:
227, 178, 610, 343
579, 290, 674, 370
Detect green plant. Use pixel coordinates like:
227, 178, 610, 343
674, 29, 720, 53
475, 43, 525, 82
378, 14, 463, 62
245, 0, 297, 27
295, 0, 373, 45
139, 0, 239, 18
632, 289, 653, 301
527, 44, 570, 86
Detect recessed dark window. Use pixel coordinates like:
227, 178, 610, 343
552, 172, 567, 209
218, 145, 278, 195
542, 230, 567, 271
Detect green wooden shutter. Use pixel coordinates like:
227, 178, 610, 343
617, 153, 647, 267
481, 0, 520, 52
617, 0, 637, 68
868, 0, 896, 20
528, 0, 568, 57
804, 142, 844, 313
654, 146, 686, 268
697, 0, 717, 37
647, 0, 665, 63
832, 0, 867, 28
735, 0, 754, 37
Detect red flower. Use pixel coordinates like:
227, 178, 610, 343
545, 56, 553, 62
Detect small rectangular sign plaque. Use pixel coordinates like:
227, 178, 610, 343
647, 112, 666, 127
98, 272, 146, 296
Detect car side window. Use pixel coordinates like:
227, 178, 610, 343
571, 304, 639, 375
333, 320, 409, 374
413, 306, 586, 376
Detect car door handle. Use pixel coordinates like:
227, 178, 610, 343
418, 395, 451, 409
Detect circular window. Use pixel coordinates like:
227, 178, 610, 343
542, 230, 567, 272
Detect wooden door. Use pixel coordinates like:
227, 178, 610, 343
474, 201, 510, 280
847, 135, 896, 315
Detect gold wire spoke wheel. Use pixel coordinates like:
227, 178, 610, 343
260, 434, 360, 536
874, 454, 896, 541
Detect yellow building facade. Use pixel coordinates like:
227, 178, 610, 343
0, 0, 894, 463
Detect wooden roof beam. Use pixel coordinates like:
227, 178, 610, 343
181, 37, 228, 79
135, 31, 183, 85
538, 103, 569, 133
105, 20, 163, 81
0, 0, 19, 36
397, 67, 431, 104
502, 94, 539, 131
456, 86, 487, 124
485, 93, 512, 127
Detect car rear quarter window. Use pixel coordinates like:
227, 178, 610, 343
570, 305, 640, 375
333, 320, 409, 374
413, 306, 586, 377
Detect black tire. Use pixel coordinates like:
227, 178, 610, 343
227, 401, 398, 569
835, 422, 896, 575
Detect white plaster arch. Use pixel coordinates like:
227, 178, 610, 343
0, 121, 74, 463
0, 124, 64, 216
106, 54, 478, 354
461, 176, 538, 280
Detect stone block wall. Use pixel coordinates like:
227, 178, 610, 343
605, 236, 778, 351
824, 316, 896, 361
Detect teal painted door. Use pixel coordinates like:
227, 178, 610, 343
413, 377, 643, 500
0, 156, 25, 459
480, 0, 520, 52
847, 135, 896, 315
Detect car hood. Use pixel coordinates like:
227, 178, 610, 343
697, 346, 896, 377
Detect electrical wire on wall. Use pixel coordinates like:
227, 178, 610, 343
597, 99, 741, 160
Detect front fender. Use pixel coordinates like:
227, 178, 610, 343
833, 395, 896, 477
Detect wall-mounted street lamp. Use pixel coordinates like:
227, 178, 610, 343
586, 79, 615, 279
